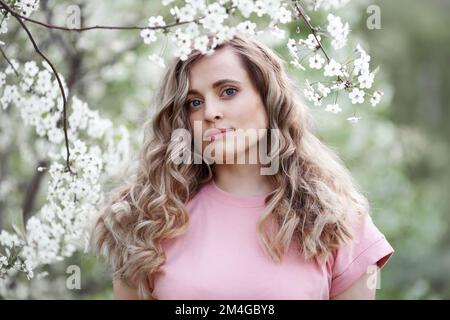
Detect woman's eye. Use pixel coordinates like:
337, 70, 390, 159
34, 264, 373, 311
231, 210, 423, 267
186, 88, 237, 109
187, 99, 202, 109
223, 88, 237, 96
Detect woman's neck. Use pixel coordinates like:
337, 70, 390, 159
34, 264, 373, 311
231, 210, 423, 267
212, 163, 274, 197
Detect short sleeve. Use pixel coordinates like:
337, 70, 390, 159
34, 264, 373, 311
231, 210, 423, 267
329, 213, 394, 298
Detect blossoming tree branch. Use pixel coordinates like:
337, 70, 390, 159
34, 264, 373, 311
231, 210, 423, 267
0, 0, 384, 286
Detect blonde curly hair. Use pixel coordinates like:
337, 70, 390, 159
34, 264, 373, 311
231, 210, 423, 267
91, 33, 369, 299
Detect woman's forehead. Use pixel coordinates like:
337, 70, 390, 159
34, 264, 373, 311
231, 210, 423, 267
188, 48, 249, 88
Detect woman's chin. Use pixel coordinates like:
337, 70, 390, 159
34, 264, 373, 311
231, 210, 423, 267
202, 141, 249, 164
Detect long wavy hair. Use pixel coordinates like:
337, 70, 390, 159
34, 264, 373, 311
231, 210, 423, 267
91, 33, 370, 299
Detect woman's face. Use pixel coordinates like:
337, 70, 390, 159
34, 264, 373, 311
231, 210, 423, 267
186, 46, 269, 164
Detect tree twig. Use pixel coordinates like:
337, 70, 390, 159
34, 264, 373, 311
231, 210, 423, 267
0, 46, 20, 77
0, 0, 199, 33
0, 0, 73, 173
292, 0, 331, 63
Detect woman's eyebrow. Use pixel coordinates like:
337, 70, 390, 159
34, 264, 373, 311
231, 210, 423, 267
187, 79, 241, 95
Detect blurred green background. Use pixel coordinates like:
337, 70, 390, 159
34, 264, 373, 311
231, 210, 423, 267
0, 0, 449, 299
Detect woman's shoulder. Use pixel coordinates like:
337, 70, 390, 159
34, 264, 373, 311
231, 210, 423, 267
328, 212, 395, 298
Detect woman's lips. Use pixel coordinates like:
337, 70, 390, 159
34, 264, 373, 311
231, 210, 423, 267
211, 130, 234, 141
205, 128, 235, 142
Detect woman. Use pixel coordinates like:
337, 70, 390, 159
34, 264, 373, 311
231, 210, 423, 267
91, 33, 394, 300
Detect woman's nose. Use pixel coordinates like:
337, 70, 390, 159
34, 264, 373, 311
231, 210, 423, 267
203, 98, 223, 121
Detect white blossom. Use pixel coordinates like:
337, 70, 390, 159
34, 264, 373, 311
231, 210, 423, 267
236, 21, 257, 35
264, 0, 282, 20
179, 4, 196, 21
148, 16, 166, 28
324, 59, 343, 77
1, 85, 20, 109
358, 71, 375, 89
326, 14, 349, 49
24, 61, 39, 77
199, 3, 228, 32
4, 59, 19, 75
276, 6, 292, 24
347, 115, 362, 123
370, 91, 384, 107
325, 103, 342, 114
170, 4, 196, 22
0, 230, 24, 248
0, 72, 5, 87
300, 34, 321, 50
309, 53, 325, 69
215, 26, 236, 44
254, 0, 268, 17
317, 82, 331, 97
269, 24, 286, 39
353, 44, 371, 75
194, 35, 210, 54
303, 80, 322, 106
0, 58, 131, 281
0, 256, 7, 267
140, 29, 157, 44
47, 127, 64, 144
331, 82, 346, 90
172, 29, 193, 60
35, 70, 52, 94
17, 0, 40, 18
349, 87, 365, 104
290, 59, 306, 71
0, 17, 9, 34
20, 76, 34, 91
186, 0, 206, 11
235, 0, 254, 18
287, 38, 298, 57
184, 23, 200, 39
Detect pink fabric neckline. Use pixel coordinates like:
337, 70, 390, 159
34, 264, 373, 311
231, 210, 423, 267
202, 179, 270, 208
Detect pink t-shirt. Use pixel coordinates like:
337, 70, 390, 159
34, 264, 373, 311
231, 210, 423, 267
153, 180, 394, 299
